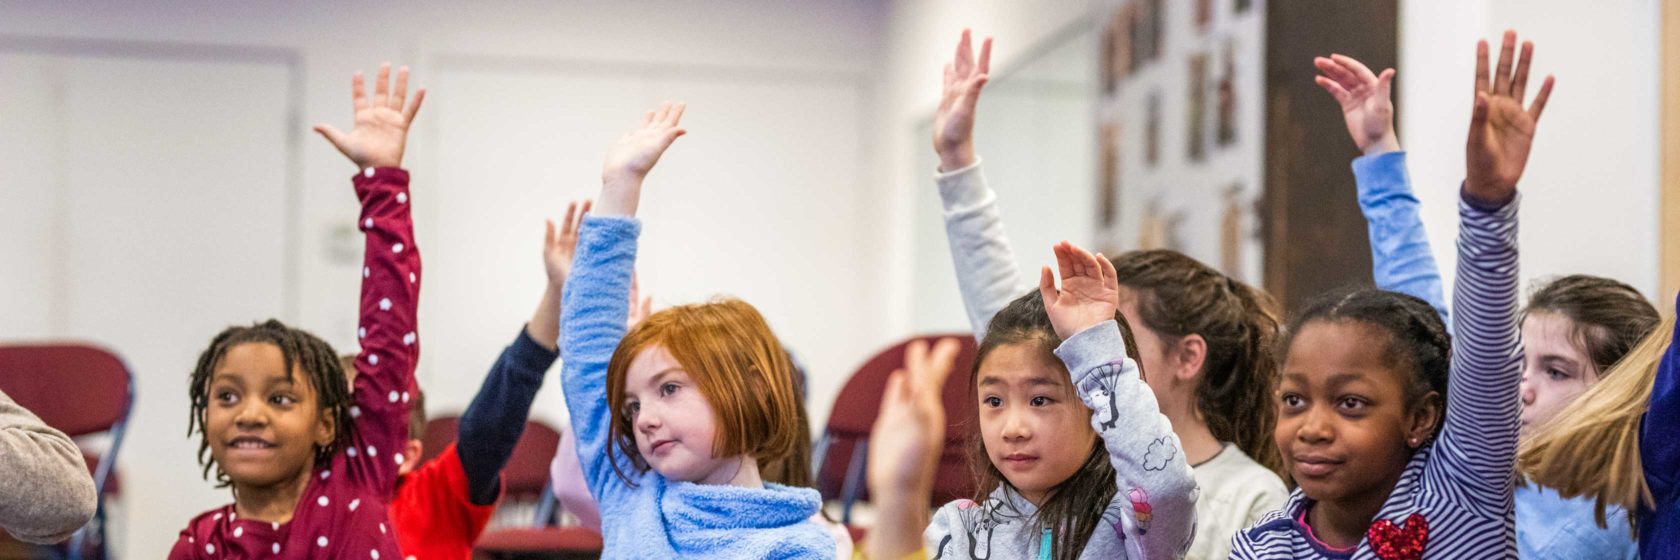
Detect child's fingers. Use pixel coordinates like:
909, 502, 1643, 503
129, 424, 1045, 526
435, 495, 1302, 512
658, 101, 678, 126
374, 62, 392, 107
1493, 31, 1516, 95
1474, 40, 1490, 95
393, 66, 410, 109
545, 219, 556, 248
642, 110, 656, 126
1330, 54, 1377, 83
977, 37, 993, 75
561, 201, 580, 234
1314, 76, 1351, 103
1052, 243, 1076, 285
954, 29, 973, 74
312, 123, 349, 151
1471, 91, 1490, 126
904, 339, 929, 377
1097, 252, 1118, 288
882, 370, 910, 408
352, 72, 368, 112
580, 199, 593, 216
403, 88, 427, 123
923, 337, 962, 388
1038, 265, 1057, 304
1528, 75, 1555, 122
1376, 68, 1396, 93
1313, 57, 1358, 88
1511, 41, 1534, 101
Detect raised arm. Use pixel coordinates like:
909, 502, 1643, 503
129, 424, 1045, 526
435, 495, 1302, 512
865, 338, 961, 560
1315, 54, 1449, 325
1042, 241, 1197, 560
314, 63, 427, 493
931, 30, 1027, 341
1643, 294, 1680, 483
1432, 30, 1553, 509
561, 103, 685, 501
453, 201, 589, 504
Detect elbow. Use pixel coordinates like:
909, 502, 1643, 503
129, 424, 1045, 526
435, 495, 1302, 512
6, 473, 97, 545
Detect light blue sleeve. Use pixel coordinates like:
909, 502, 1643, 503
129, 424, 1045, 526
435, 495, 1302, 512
1352, 151, 1450, 329
559, 215, 641, 506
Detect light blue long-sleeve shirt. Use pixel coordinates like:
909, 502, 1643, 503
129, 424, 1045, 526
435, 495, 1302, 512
559, 215, 835, 559
1351, 151, 1450, 327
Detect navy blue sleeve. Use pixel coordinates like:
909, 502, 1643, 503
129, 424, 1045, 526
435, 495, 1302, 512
1641, 293, 1680, 497
455, 326, 559, 505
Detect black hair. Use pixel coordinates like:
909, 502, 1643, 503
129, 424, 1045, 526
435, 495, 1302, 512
969, 290, 1142, 560
188, 319, 355, 487
1280, 288, 1452, 435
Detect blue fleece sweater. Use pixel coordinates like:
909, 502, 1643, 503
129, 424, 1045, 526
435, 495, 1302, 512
558, 215, 834, 559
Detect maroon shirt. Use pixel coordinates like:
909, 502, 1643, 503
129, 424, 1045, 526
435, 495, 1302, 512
171, 167, 421, 559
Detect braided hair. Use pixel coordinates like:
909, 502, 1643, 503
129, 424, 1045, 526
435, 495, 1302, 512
187, 319, 355, 487
1280, 288, 1453, 436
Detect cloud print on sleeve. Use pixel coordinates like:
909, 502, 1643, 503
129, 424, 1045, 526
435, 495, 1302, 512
1142, 437, 1177, 471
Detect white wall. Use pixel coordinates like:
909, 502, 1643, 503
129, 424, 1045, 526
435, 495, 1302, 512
0, 1, 886, 557
1399, 0, 1662, 300
883, 0, 1665, 327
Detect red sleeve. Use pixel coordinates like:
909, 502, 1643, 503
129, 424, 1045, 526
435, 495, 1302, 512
391, 442, 500, 558
346, 166, 422, 498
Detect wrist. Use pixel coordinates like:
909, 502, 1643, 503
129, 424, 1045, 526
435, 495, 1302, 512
1361, 132, 1401, 156
936, 144, 976, 172
595, 177, 643, 217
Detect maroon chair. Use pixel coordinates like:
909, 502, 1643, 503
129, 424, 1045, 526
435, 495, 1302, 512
0, 343, 134, 560
814, 333, 979, 524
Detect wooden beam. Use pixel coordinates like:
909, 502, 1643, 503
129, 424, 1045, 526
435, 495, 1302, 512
1664, 0, 1680, 300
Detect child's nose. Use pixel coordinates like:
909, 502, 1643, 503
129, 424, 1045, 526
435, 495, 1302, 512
1296, 407, 1333, 443
233, 402, 268, 427
1000, 408, 1031, 440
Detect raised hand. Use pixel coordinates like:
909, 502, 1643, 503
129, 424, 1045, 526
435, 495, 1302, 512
597, 101, 687, 217
1038, 241, 1120, 340
313, 63, 426, 169
543, 199, 592, 288
1465, 30, 1555, 204
865, 337, 961, 560
626, 272, 653, 330
933, 29, 992, 171
1314, 54, 1398, 155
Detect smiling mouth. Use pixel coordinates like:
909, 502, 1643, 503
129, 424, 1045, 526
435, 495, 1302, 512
227, 436, 276, 451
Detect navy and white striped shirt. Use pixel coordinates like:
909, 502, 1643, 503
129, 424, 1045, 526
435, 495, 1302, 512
1230, 194, 1524, 559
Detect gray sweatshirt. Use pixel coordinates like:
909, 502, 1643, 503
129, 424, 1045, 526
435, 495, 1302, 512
924, 322, 1198, 560
0, 387, 97, 544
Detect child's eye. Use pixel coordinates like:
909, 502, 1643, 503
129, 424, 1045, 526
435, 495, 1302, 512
1030, 396, 1054, 407
215, 390, 239, 405
1337, 397, 1367, 411
660, 382, 679, 397
269, 394, 297, 406
982, 396, 1002, 408
626, 401, 641, 415
1547, 368, 1572, 381
1280, 393, 1304, 409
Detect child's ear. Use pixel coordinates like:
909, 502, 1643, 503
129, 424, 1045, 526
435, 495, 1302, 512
315, 408, 338, 448
1405, 391, 1444, 448
1174, 334, 1208, 382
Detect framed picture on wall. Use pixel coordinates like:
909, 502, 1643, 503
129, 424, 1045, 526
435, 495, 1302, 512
1188, 53, 1208, 161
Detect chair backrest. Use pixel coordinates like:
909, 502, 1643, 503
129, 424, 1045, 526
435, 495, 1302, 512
816, 333, 978, 511
421, 416, 562, 499
0, 343, 132, 437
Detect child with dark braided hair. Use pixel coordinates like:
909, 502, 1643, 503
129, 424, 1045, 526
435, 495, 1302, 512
170, 62, 425, 560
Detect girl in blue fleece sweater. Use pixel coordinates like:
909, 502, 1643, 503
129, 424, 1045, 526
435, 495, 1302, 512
559, 101, 834, 559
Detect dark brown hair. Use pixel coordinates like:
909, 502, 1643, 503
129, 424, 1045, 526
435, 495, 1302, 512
1108, 250, 1282, 472
189, 320, 354, 487
969, 290, 1143, 560
1524, 275, 1660, 376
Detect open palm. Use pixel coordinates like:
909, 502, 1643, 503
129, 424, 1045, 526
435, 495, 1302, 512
1039, 241, 1120, 340
933, 29, 991, 170
603, 101, 687, 186
1466, 31, 1554, 203
1314, 54, 1397, 153
313, 63, 425, 169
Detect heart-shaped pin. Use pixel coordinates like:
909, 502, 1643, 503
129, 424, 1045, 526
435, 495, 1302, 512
1367, 513, 1428, 560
